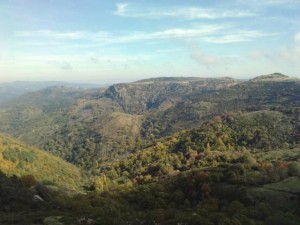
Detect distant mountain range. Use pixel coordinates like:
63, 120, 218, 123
0, 81, 104, 104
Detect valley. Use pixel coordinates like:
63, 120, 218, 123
0, 73, 299, 224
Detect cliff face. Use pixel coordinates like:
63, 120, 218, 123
104, 77, 239, 114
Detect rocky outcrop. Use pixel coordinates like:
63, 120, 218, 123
104, 77, 239, 114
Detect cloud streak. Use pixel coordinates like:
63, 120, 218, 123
247, 32, 300, 64
238, 0, 299, 6
190, 45, 223, 67
47, 60, 72, 70
89, 55, 150, 64
295, 32, 300, 43
15, 30, 110, 41
203, 30, 277, 43
280, 33, 300, 61
14, 25, 274, 46
114, 3, 255, 19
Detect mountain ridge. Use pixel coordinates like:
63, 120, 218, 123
0, 81, 103, 105
0, 73, 299, 172
250, 73, 298, 82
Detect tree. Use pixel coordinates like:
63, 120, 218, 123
216, 138, 226, 151
92, 174, 108, 192
204, 143, 212, 155
21, 174, 37, 188
288, 162, 300, 176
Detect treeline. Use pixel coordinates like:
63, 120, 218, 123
0, 109, 300, 224
100, 110, 299, 183
0, 134, 87, 190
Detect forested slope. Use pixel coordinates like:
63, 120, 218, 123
0, 84, 300, 224
2, 110, 299, 224
0, 73, 299, 175
0, 133, 86, 190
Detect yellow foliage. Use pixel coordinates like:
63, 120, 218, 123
93, 175, 108, 192
0, 160, 15, 171
0, 133, 86, 190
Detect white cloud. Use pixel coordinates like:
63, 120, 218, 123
191, 47, 223, 66
188, 44, 247, 76
237, 0, 299, 6
15, 30, 84, 40
14, 26, 223, 44
280, 45, 300, 62
203, 30, 277, 43
89, 55, 150, 64
47, 60, 72, 70
295, 32, 300, 43
279, 32, 300, 61
261, 0, 299, 5
115, 3, 129, 15
247, 33, 300, 64
137, 26, 224, 40
14, 25, 273, 47
15, 30, 110, 41
114, 3, 255, 19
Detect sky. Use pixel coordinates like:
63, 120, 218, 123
0, 0, 299, 83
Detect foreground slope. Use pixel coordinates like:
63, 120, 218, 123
0, 107, 299, 224
0, 133, 86, 189
2, 110, 299, 224
80, 110, 299, 224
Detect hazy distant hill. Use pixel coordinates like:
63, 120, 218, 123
134, 76, 219, 83
250, 72, 294, 82
0, 81, 102, 104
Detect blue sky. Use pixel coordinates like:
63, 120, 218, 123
0, 0, 299, 83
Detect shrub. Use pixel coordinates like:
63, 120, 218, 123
288, 162, 300, 176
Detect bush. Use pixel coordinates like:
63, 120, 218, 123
21, 174, 37, 188
288, 162, 300, 176
3, 147, 36, 163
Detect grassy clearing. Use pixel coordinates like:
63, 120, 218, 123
253, 148, 300, 161
264, 177, 300, 193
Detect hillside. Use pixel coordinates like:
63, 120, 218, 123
0, 77, 239, 170
0, 81, 101, 105
250, 73, 294, 82
105, 77, 239, 114
2, 110, 299, 224
100, 110, 300, 182
0, 75, 300, 224
0, 74, 299, 173
141, 74, 300, 138
0, 133, 86, 190
72, 110, 298, 224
